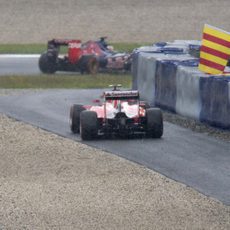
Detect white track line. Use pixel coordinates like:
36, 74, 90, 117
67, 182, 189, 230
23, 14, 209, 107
0, 54, 40, 58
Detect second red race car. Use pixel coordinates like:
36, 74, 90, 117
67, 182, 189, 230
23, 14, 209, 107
70, 85, 163, 140
39, 37, 131, 74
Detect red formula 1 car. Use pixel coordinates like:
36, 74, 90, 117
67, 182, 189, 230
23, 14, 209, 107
69, 85, 163, 140
39, 37, 131, 74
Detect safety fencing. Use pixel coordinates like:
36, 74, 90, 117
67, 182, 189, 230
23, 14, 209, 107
132, 41, 230, 128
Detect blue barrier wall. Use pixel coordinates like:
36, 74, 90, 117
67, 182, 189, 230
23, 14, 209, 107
200, 77, 230, 128
133, 40, 230, 129
229, 82, 230, 111
155, 60, 178, 112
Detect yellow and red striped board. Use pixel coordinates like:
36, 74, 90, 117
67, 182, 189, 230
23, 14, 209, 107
198, 24, 230, 74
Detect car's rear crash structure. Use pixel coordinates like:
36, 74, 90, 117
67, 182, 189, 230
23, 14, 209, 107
70, 86, 163, 140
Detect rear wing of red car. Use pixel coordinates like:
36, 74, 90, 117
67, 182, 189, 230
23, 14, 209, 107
104, 90, 139, 100
48, 39, 81, 47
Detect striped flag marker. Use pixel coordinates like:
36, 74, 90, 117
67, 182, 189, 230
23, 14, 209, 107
198, 24, 230, 74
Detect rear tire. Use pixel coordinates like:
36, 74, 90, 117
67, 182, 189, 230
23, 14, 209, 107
146, 108, 163, 138
39, 52, 57, 74
70, 104, 85, 133
87, 56, 99, 74
80, 111, 98, 140
79, 55, 99, 75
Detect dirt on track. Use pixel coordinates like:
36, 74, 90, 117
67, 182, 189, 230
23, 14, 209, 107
1, 0, 230, 43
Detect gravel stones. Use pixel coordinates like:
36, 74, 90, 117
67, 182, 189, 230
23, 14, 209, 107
0, 114, 229, 229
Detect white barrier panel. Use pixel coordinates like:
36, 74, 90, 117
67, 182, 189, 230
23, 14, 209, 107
137, 53, 158, 105
176, 66, 204, 119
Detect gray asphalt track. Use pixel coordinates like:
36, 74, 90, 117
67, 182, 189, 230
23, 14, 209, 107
0, 89, 229, 205
0, 55, 40, 75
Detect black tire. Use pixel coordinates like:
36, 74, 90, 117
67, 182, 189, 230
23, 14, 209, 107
80, 111, 98, 140
87, 56, 99, 74
38, 52, 57, 74
146, 108, 163, 138
70, 104, 85, 133
79, 55, 99, 75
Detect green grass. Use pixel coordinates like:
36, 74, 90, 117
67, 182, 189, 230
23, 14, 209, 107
0, 42, 149, 54
0, 74, 132, 89
0, 44, 46, 54
111, 43, 150, 52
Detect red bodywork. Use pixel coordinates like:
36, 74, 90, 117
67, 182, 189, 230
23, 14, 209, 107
50, 39, 108, 63
86, 101, 146, 119
83, 90, 146, 120
82, 40, 107, 57
68, 40, 82, 64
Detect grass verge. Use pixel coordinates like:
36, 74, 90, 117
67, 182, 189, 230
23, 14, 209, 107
0, 74, 132, 89
0, 44, 46, 54
0, 43, 149, 54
